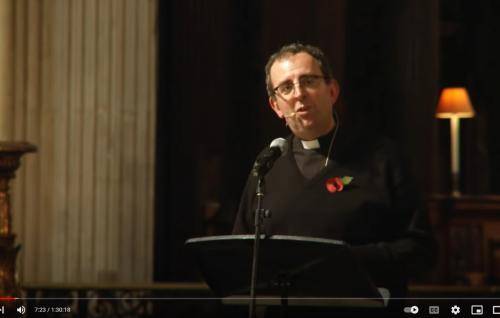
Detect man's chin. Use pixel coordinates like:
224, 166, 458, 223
296, 119, 315, 130
289, 125, 318, 140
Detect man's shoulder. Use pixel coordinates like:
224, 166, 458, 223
371, 135, 401, 155
335, 127, 396, 161
368, 135, 409, 166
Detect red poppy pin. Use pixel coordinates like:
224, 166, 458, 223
325, 176, 353, 193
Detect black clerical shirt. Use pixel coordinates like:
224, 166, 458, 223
233, 118, 436, 297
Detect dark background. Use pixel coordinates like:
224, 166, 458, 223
154, 0, 500, 281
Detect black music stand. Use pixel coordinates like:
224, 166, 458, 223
185, 235, 387, 312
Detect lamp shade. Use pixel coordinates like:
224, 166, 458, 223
436, 87, 475, 118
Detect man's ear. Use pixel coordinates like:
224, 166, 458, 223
269, 97, 284, 118
328, 79, 340, 104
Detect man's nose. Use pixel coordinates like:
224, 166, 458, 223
292, 83, 306, 98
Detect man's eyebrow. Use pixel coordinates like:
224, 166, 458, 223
275, 74, 316, 88
274, 78, 292, 88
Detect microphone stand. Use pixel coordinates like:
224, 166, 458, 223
248, 140, 284, 318
249, 175, 268, 318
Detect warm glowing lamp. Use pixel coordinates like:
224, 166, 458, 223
435, 87, 475, 197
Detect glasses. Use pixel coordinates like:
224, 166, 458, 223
273, 75, 328, 99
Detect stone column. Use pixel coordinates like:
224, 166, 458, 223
0, 0, 37, 297
0, 0, 13, 140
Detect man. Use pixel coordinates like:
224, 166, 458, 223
232, 43, 436, 302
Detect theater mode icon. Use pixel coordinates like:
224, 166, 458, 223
493, 306, 500, 315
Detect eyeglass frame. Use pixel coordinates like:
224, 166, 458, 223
271, 74, 330, 99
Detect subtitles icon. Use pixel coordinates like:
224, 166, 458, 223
429, 305, 439, 314
471, 305, 483, 315
403, 305, 419, 314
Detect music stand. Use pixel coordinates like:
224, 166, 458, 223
185, 235, 386, 311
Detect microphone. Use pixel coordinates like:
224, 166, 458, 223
252, 138, 287, 177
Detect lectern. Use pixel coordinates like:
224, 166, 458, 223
186, 235, 387, 312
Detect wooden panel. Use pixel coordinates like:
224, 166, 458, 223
427, 195, 500, 285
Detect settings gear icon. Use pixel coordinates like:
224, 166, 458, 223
451, 305, 460, 315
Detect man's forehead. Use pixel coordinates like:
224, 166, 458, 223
270, 52, 320, 82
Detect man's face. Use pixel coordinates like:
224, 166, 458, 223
268, 52, 339, 140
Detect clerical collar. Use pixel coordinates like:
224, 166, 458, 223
293, 125, 338, 174
301, 139, 320, 150
295, 110, 340, 168
299, 127, 335, 152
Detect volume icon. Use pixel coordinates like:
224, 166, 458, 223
17, 306, 26, 314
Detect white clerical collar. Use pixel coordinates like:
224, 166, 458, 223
301, 139, 320, 150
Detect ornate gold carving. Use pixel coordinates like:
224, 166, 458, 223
0, 142, 36, 297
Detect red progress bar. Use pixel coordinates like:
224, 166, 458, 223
0, 297, 16, 301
